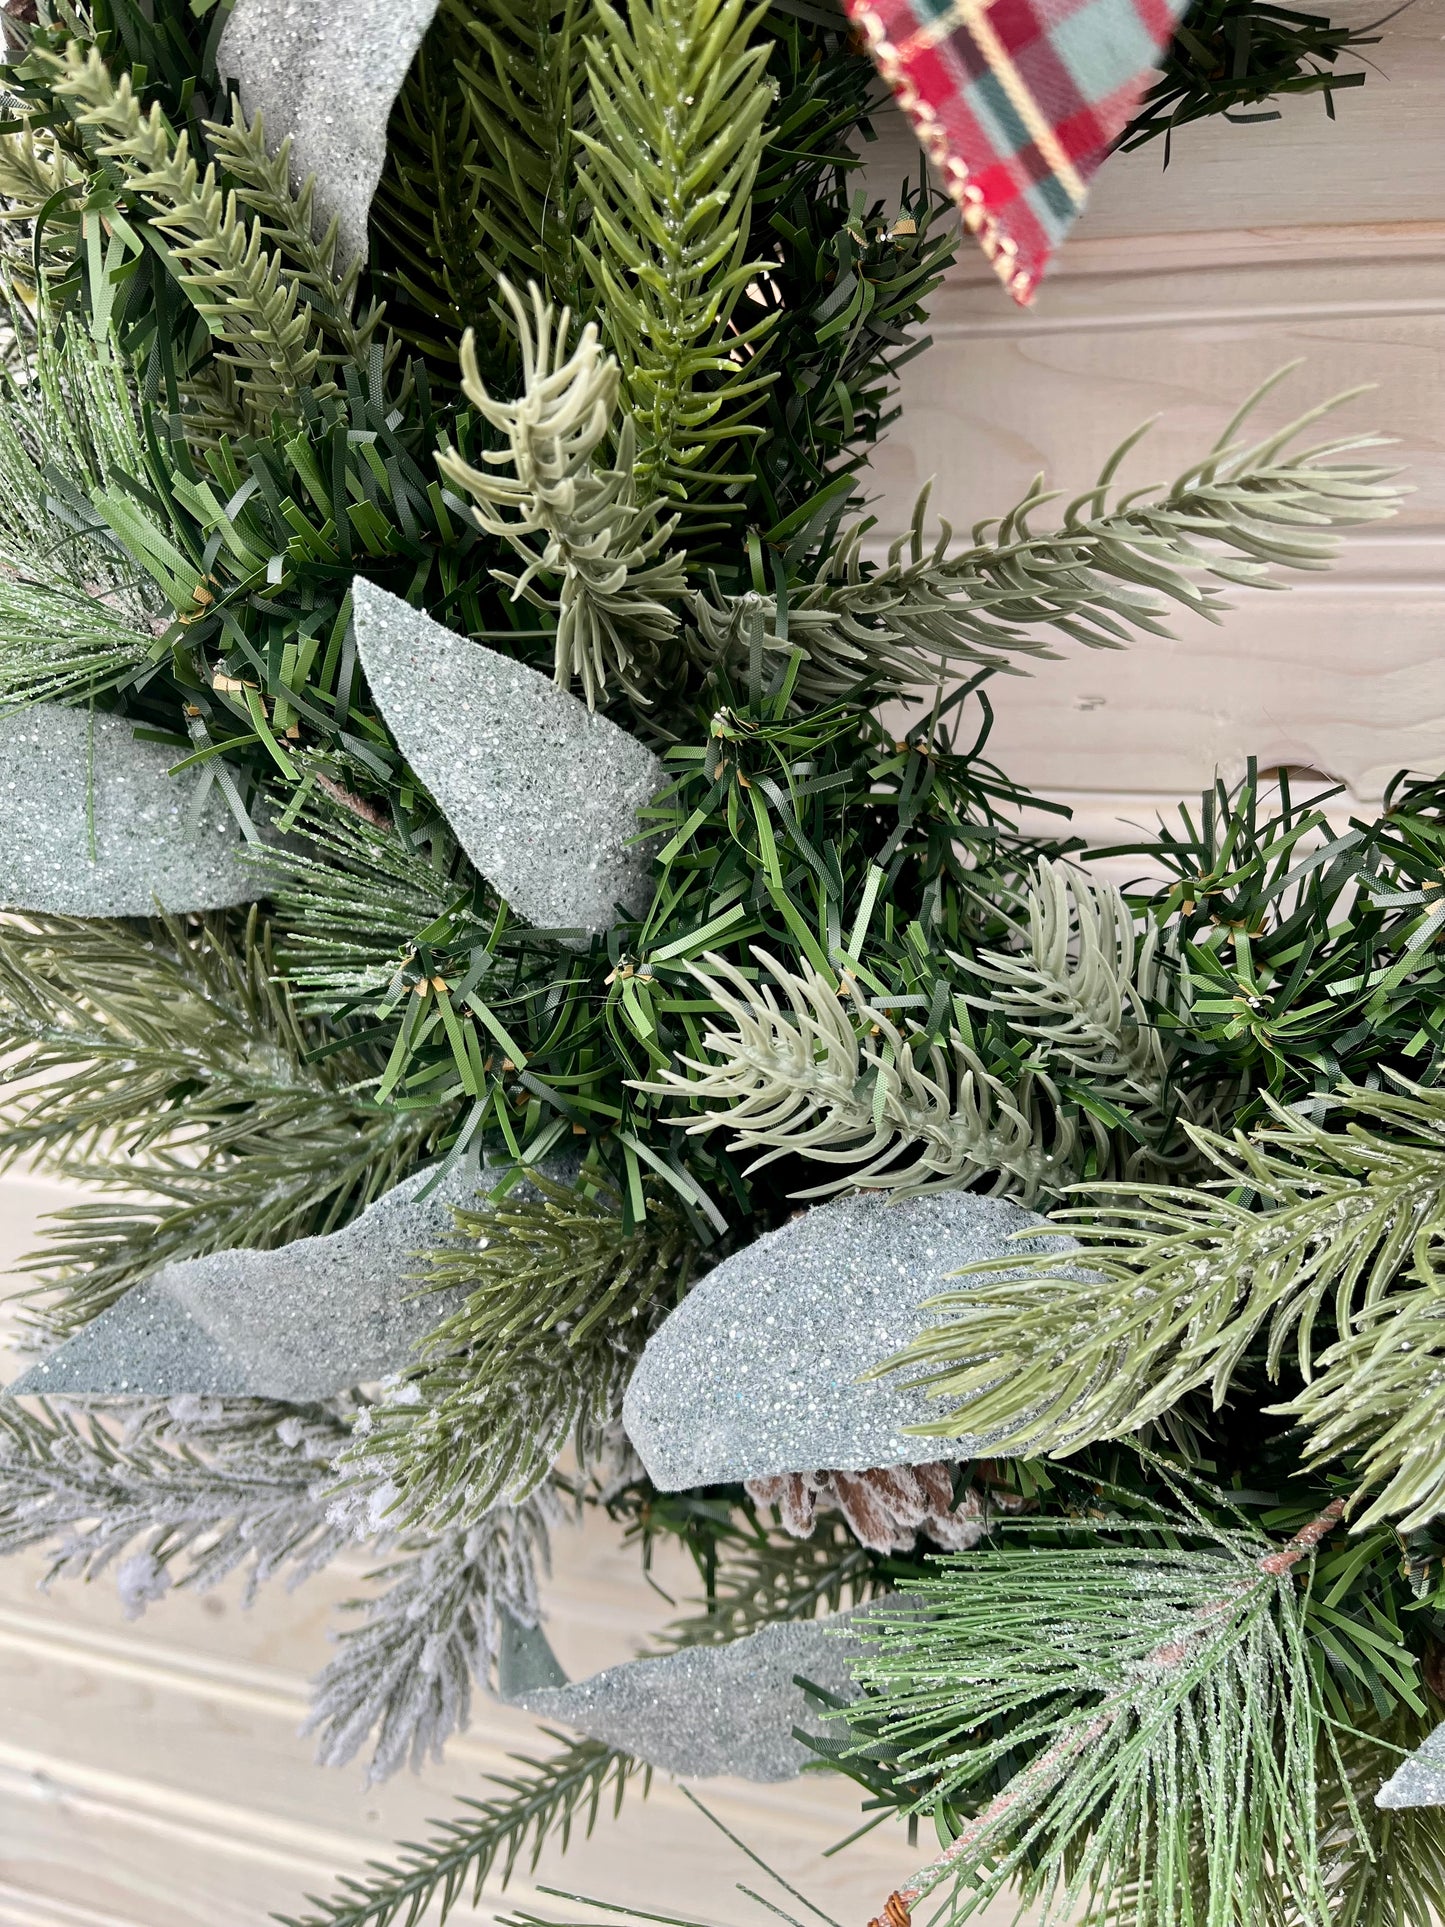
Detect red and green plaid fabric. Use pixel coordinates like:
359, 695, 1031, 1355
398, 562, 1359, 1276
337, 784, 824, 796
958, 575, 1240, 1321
846, 0, 1188, 303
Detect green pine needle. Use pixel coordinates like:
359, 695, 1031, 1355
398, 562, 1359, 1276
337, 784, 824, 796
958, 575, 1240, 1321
878, 1082, 1445, 1534
47, 43, 328, 430
577, 0, 778, 529
695, 377, 1405, 702
272, 1735, 646, 1927
0, 907, 444, 1334
846, 1509, 1366, 1926
348, 1179, 693, 1529
1121, 1, 1379, 158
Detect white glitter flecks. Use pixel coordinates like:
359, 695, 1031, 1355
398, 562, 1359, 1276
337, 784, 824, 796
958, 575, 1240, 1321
6, 1160, 559, 1402
218, 0, 442, 263
352, 580, 664, 938
0, 706, 258, 917
512, 1612, 871, 1781
622, 1190, 1078, 1489
1378, 1721, 1445, 1807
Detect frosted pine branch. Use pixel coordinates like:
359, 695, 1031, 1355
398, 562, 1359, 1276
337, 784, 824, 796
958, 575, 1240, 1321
305, 1490, 557, 1782
437, 279, 687, 707
0, 1396, 355, 1610
859, 1506, 1348, 1927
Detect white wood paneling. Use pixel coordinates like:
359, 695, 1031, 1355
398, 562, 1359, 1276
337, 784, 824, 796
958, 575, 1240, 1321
860, 0, 1445, 845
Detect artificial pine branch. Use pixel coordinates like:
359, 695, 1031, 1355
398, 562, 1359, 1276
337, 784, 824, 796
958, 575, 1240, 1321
264, 800, 462, 1010
450, 0, 592, 313
859, 1506, 1356, 1927
1120, 1, 1380, 158
576, 0, 778, 528
642, 946, 1083, 1200
205, 95, 388, 374
345, 1182, 693, 1530
275, 1736, 646, 1927
639, 886, 1197, 1201
879, 1083, 1445, 1533
304, 1493, 555, 1782
1311, 1711, 1445, 1927
0, 909, 443, 1332
437, 279, 689, 706
1119, 760, 1445, 1112
694, 381, 1403, 700
0, 292, 162, 706
368, 17, 496, 379
0, 1394, 354, 1608
735, 5, 959, 538
969, 858, 1190, 1135
46, 43, 326, 429
370, 0, 593, 386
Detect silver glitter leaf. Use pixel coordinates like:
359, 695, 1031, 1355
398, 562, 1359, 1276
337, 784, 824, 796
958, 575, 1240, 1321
496, 1607, 570, 1700
511, 1612, 869, 1781
8, 1159, 555, 1403
1378, 1721, 1445, 1808
0, 705, 258, 917
217, 0, 442, 264
353, 579, 664, 938
622, 1191, 1077, 1489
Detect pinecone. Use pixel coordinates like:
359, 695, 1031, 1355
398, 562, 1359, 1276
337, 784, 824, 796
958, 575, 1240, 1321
745, 1462, 987, 1555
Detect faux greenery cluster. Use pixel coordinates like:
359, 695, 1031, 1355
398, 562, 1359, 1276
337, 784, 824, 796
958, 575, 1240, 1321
0, 3, 1428, 1926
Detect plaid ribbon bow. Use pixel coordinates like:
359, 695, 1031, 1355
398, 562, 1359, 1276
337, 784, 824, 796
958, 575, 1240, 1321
846, 0, 1188, 303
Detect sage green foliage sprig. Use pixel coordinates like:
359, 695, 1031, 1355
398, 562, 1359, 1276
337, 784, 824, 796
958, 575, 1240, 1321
207, 98, 390, 378
884, 1083, 1445, 1534
438, 282, 689, 706
348, 1180, 695, 1530
643, 948, 1090, 1201
692, 384, 1403, 701
642, 857, 1204, 1202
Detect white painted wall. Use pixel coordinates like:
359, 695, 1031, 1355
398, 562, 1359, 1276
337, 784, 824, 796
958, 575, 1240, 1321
863, 0, 1445, 849
3, 7, 1443, 1917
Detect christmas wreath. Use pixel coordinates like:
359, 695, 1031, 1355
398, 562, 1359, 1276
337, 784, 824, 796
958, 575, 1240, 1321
0, 4, 1438, 1925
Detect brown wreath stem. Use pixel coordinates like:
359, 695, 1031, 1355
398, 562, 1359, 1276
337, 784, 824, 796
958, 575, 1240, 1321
865, 1500, 1345, 1927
